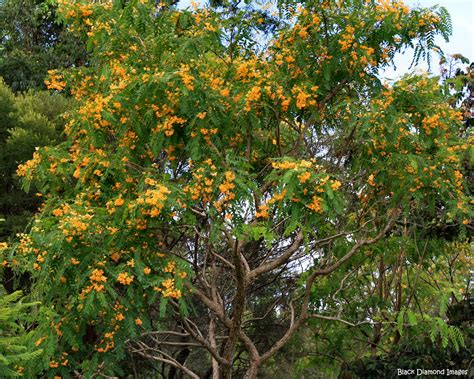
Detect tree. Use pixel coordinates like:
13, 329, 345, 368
6, 0, 472, 377
280, 55, 474, 378
0, 0, 87, 91
0, 79, 73, 240
0, 79, 73, 296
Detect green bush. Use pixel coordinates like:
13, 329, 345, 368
0, 291, 42, 377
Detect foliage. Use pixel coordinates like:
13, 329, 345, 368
283, 240, 472, 377
0, 287, 43, 377
340, 297, 473, 378
285, 55, 474, 379
0, 0, 87, 91
4, 0, 473, 377
0, 79, 73, 296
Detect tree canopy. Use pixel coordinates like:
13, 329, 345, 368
0, 0, 87, 91
1, 0, 472, 377
0, 79, 73, 243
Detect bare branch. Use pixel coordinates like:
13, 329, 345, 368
186, 283, 227, 322
210, 249, 235, 269
129, 342, 199, 379
260, 299, 301, 363
306, 314, 372, 327
141, 330, 190, 338
179, 316, 230, 366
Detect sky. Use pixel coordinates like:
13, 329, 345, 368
381, 0, 474, 79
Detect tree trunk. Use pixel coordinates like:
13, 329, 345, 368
243, 361, 260, 379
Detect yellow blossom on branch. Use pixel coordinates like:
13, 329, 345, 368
117, 272, 134, 285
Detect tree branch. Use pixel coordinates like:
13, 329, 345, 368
248, 231, 304, 281
129, 342, 199, 379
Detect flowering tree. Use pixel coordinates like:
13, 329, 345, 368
5, 0, 472, 377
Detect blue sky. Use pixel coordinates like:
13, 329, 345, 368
382, 0, 473, 79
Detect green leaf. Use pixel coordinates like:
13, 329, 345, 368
397, 310, 405, 336
406, 309, 417, 326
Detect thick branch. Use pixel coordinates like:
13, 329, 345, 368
258, 214, 398, 364
185, 283, 227, 321
260, 300, 302, 363
186, 282, 259, 362
248, 231, 304, 281
222, 239, 248, 376
311, 216, 397, 277
180, 316, 230, 367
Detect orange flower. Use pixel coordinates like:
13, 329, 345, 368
256, 204, 270, 219
308, 196, 323, 213
90, 269, 107, 282
117, 272, 134, 285
367, 174, 376, 187
35, 336, 47, 346
298, 171, 311, 184
52, 208, 64, 217
115, 197, 125, 207
331, 180, 342, 190
296, 91, 310, 109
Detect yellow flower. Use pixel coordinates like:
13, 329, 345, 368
308, 196, 323, 213
298, 28, 308, 39
256, 204, 270, 219
90, 269, 107, 283
247, 86, 261, 102
17, 152, 41, 177
298, 171, 311, 184
164, 261, 176, 273
45, 70, 66, 91
115, 197, 125, 207
117, 272, 134, 285
331, 180, 342, 190
52, 208, 64, 217
296, 91, 310, 109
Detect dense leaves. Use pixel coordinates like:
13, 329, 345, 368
0, 0, 87, 91
1, 0, 472, 377
0, 79, 73, 241
0, 288, 42, 377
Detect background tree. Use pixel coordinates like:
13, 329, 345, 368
4, 0, 472, 378
0, 0, 80, 295
0, 0, 87, 91
0, 79, 73, 293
